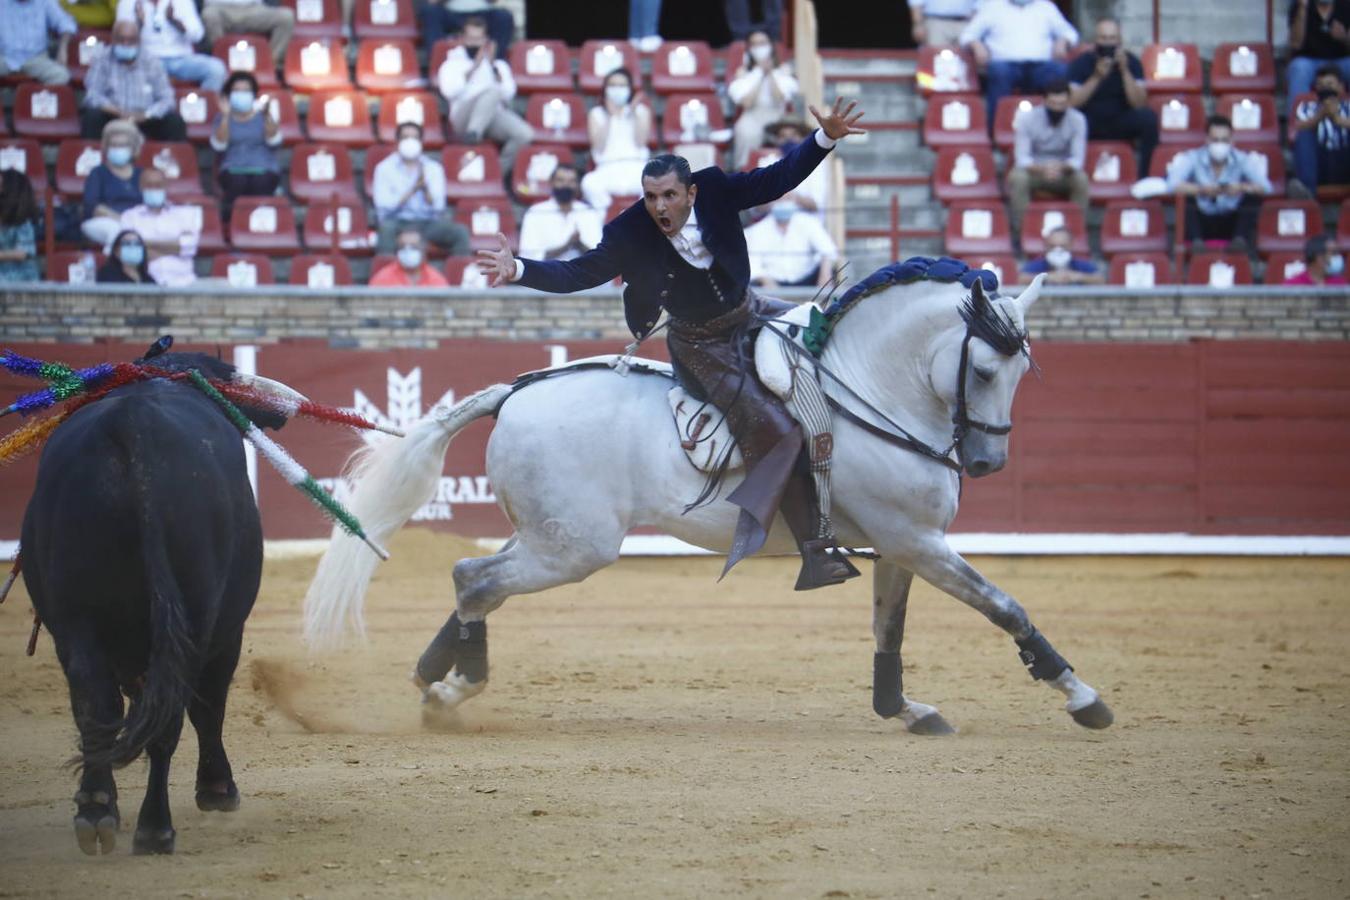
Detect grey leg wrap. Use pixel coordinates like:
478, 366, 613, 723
455, 619, 488, 684
782, 354, 835, 540
872, 651, 904, 718
416, 612, 461, 686
1015, 627, 1073, 681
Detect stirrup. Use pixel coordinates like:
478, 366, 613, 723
794, 538, 862, 591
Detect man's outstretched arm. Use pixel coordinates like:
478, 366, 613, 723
727, 97, 867, 211
477, 232, 622, 292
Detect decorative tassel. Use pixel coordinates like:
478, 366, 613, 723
0, 412, 69, 466
0, 550, 19, 605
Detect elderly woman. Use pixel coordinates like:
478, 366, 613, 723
579, 67, 653, 212
81, 118, 143, 249
727, 30, 800, 168
0, 171, 41, 283
210, 70, 282, 217
96, 229, 156, 284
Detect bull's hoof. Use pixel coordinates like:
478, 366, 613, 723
74, 814, 119, 856
906, 712, 957, 736
195, 781, 240, 812
1069, 699, 1115, 730
132, 827, 176, 855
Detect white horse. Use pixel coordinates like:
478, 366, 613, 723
304, 267, 1113, 734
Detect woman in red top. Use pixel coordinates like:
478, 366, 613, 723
1283, 234, 1347, 284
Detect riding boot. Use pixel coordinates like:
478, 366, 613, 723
779, 455, 861, 591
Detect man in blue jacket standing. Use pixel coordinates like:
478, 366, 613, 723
477, 98, 867, 590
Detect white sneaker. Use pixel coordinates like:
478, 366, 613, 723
638, 35, 663, 53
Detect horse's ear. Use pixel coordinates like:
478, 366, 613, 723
1014, 273, 1047, 313
970, 276, 993, 315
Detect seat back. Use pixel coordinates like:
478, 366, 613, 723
284, 38, 351, 92
54, 140, 105, 198
933, 146, 1000, 201
175, 87, 218, 142
944, 202, 1013, 255
15, 84, 80, 139
510, 40, 576, 93
1107, 252, 1176, 286
305, 90, 374, 144
175, 194, 228, 252
69, 30, 112, 85
352, 0, 418, 39
577, 40, 641, 91
1210, 42, 1275, 93
1216, 93, 1279, 144
44, 250, 102, 284
0, 139, 49, 190
991, 95, 1037, 151
915, 45, 978, 95
511, 144, 574, 203
661, 93, 729, 145
1142, 42, 1202, 93
1084, 141, 1138, 202
1021, 202, 1088, 255
1100, 199, 1168, 255
1186, 252, 1253, 286
289, 252, 354, 285
302, 200, 373, 251
455, 198, 519, 251
922, 94, 989, 148
442, 255, 490, 288
355, 39, 426, 93
138, 142, 201, 198
289, 143, 360, 203
281, 0, 343, 40
212, 35, 278, 87
210, 252, 276, 284
1256, 200, 1324, 255
229, 197, 300, 253
1150, 94, 1206, 144
525, 93, 590, 147
1263, 250, 1308, 285
650, 41, 716, 94
376, 91, 446, 146
441, 144, 507, 199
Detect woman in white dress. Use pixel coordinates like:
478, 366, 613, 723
727, 30, 800, 169
580, 68, 655, 213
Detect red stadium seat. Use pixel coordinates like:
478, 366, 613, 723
363, 142, 396, 198
1150, 94, 1206, 145
69, 30, 111, 85
915, 45, 978, 95
1210, 43, 1276, 94
263, 91, 304, 145
441, 144, 506, 199
1264, 250, 1308, 284
427, 37, 460, 83
44, 250, 103, 283
229, 197, 300, 254
577, 40, 641, 92
992, 95, 1037, 152
14, 84, 79, 139
921, 94, 989, 148
661, 93, 729, 146
175, 87, 218, 142
1216, 94, 1279, 145
352, 0, 417, 39
355, 39, 425, 93
54, 140, 103, 198
1100, 200, 1168, 255
511, 144, 575, 202
525, 94, 590, 147
650, 41, 715, 94
454, 198, 518, 252
210, 252, 276, 285
302, 200, 374, 252
289, 253, 354, 286
933, 146, 1000, 202
283, 39, 351, 92
1186, 252, 1253, 286
304, 90, 374, 145
1256, 200, 1323, 255
1142, 42, 1202, 93
281, 0, 343, 39
1084, 141, 1137, 202
743, 147, 783, 170
442, 255, 490, 288
510, 40, 576, 94
212, 35, 278, 87
968, 254, 1019, 290
1146, 145, 1191, 182
0, 139, 48, 190
175, 195, 227, 253
138, 142, 201, 198
1240, 143, 1286, 196
944, 201, 1013, 255
375, 91, 446, 146
1020, 202, 1088, 255
289, 143, 360, 203
1107, 252, 1176, 286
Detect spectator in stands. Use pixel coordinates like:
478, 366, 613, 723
420, 0, 514, 59
746, 200, 838, 288
762, 119, 829, 217
372, 121, 472, 256
1067, 17, 1157, 174
1167, 115, 1271, 252
0, 171, 41, 284
629, 0, 662, 52
97, 228, 155, 283
202, 0, 294, 69
119, 168, 200, 287
960, 0, 1078, 122
725, 0, 780, 43
370, 228, 450, 287
0, 0, 77, 85
1006, 79, 1088, 234
1288, 0, 1350, 114
82, 118, 144, 248
909, 0, 979, 47
1019, 225, 1102, 284
519, 164, 603, 261
62, 0, 116, 27
728, 31, 800, 168
115, 0, 226, 92
1285, 234, 1346, 284
1291, 65, 1350, 197
437, 15, 534, 178
81, 20, 187, 141
580, 68, 654, 212
211, 71, 282, 219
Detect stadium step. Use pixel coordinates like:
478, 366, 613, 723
834, 133, 931, 175
820, 50, 915, 82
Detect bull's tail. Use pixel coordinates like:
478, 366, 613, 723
303, 383, 513, 649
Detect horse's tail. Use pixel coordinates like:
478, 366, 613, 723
303, 383, 513, 648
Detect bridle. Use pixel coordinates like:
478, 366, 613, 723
951, 327, 1015, 443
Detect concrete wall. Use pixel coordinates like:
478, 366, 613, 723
1103, 0, 1285, 55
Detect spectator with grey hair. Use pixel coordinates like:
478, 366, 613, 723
80, 19, 187, 140
81, 117, 144, 248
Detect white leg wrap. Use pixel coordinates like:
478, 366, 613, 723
425, 672, 487, 710
1050, 669, 1099, 712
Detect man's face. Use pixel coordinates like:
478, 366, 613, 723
1316, 74, 1345, 98
642, 172, 696, 236
140, 170, 166, 194
550, 167, 579, 195
1095, 21, 1120, 52
462, 24, 486, 49
1044, 91, 1069, 114
1046, 230, 1072, 253
112, 22, 139, 49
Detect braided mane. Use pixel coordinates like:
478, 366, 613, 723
823, 256, 1002, 320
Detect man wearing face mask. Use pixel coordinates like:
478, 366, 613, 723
1067, 18, 1157, 174
119, 168, 200, 286
115, 0, 226, 93
744, 200, 838, 288
1019, 226, 1102, 285
519, 164, 603, 262
1290, 66, 1350, 197
1166, 115, 1271, 252
1288, 0, 1350, 116
759, 120, 829, 219
437, 15, 534, 179
1006, 79, 1089, 237
80, 19, 187, 140
1284, 234, 1347, 284
0, 0, 77, 85
370, 229, 450, 287
372, 122, 471, 256
960, 0, 1078, 126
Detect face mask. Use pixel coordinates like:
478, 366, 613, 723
112, 44, 138, 62
397, 246, 423, 269
464, 44, 481, 59
397, 137, 422, 160
1045, 247, 1072, 270
1096, 43, 1119, 57
1010, 0, 1034, 6
1328, 254, 1345, 276
552, 186, 576, 205
106, 146, 133, 167
119, 243, 145, 266
1046, 107, 1066, 125
770, 202, 797, 223
749, 44, 773, 63
605, 85, 631, 106
229, 91, 255, 113
1207, 140, 1232, 163
142, 188, 166, 208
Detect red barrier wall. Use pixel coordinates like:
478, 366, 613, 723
2, 339, 1347, 540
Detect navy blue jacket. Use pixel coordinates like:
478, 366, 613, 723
516, 133, 833, 339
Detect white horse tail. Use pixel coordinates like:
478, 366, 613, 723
302, 383, 513, 648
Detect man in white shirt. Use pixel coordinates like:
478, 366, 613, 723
371, 121, 471, 255
119, 167, 200, 286
436, 15, 533, 177
518, 164, 603, 262
762, 119, 830, 221
910, 0, 982, 47
960, 0, 1077, 126
116, 0, 226, 91
201, 0, 294, 68
746, 200, 838, 287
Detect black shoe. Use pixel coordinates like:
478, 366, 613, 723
794, 539, 862, 591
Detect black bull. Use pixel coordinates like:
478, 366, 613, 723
20, 353, 284, 855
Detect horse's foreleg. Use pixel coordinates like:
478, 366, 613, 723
872, 560, 955, 735
905, 542, 1113, 730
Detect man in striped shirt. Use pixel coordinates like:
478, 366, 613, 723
1292, 65, 1350, 196
79, 18, 187, 141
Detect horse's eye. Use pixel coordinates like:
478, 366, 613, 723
973, 367, 995, 382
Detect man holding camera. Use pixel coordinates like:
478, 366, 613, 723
1291, 65, 1350, 195
1067, 17, 1157, 174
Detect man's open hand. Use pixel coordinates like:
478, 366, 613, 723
475, 232, 516, 287
808, 97, 867, 141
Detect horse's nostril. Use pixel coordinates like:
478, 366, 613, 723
968, 460, 991, 476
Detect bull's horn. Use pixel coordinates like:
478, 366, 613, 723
235, 373, 310, 410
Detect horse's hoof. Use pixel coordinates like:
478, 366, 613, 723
427, 672, 486, 710
132, 827, 176, 855
195, 782, 240, 812
1070, 699, 1115, 730
74, 814, 118, 855
907, 712, 957, 736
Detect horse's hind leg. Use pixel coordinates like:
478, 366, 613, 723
872, 560, 954, 735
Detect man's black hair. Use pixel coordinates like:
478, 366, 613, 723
1206, 114, 1233, 132
642, 154, 693, 187
396, 121, 424, 139
224, 70, 259, 95
1305, 234, 1331, 262
1042, 78, 1070, 96
1314, 64, 1346, 88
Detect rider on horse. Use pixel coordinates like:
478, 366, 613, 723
477, 99, 867, 590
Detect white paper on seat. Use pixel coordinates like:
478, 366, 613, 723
1231, 99, 1261, 131
941, 101, 970, 131
1093, 151, 1120, 182
301, 43, 331, 76
0, 147, 26, 173
308, 262, 336, 287
459, 153, 486, 182
1229, 46, 1257, 77
526, 151, 559, 183
324, 96, 353, 126
75, 147, 102, 176
1040, 210, 1065, 235
249, 205, 278, 233
962, 208, 992, 239
180, 92, 207, 123
542, 98, 571, 130
308, 150, 336, 181
227, 261, 258, 287
668, 46, 696, 76
1154, 47, 1186, 80
1124, 260, 1156, 287
1161, 100, 1189, 130
31, 91, 58, 119
373, 45, 403, 76
526, 44, 554, 75
395, 95, 424, 124
229, 42, 257, 72
1208, 261, 1235, 288
950, 151, 979, 186
1276, 208, 1305, 236
370, 0, 396, 24
297, 0, 323, 22
1119, 208, 1149, 236
471, 207, 500, 235
593, 45, 623, 78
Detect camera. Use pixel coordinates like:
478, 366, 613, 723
1096, 44, 1117, 58
1317, 87, 1339, 102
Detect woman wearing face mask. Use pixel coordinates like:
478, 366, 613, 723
1284, 234, 1348, 285
211, 71, 281, 220
580, 68, 654, 212
727, 31, 799, 168
0, 171, 41, 284
97, 229, 156, 284
81, 118, 144, 249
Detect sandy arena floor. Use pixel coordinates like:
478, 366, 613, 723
1, 531, 1347, 899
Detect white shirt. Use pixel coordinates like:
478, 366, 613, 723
727, 65, 800, 112
120, 201, 200, 287
116, 0, 205, 59
372, 153, 447, 222
589, 104, 647, 165
959, 0, 1077, 62
437, 46, 516, 112
519, 197, 604, 261
746, 212, 838, 284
